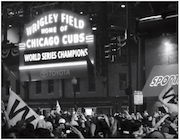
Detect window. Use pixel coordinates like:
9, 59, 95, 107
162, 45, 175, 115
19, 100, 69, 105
6, 81, 10, 95
16, 80, 20, 95
36, 81, 41, 94
48, 80, 54, 94
119, 73, 127, 90
89, 76, 95, 92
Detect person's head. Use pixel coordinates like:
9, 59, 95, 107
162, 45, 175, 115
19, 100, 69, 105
26, 123, 34, 130
45, 121, 53, 132
72, 113, 78, 121
37, 117, 46, 129
16, 120, 26, 130
126, 114, 132, 120
146, 130, 166, 138
7, 132, 17, 138
161, 125, 170, 134
35, 128, 52, 138
148, 116, 153, 121
169, 112, 178, 121
50, 109, 55, 117
19, 128, 35, 138
62, 112, 72, 123
5, 127, 19, 138
132, 121, 142, 133
143, 110, 148, 117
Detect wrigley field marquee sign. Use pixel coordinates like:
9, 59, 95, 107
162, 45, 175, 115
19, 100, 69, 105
19, 10, 95, 81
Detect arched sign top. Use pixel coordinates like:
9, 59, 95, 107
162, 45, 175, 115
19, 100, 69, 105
19, 9, 95, 81
21, 9, 93, 50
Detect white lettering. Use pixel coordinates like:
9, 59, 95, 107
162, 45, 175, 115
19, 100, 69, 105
42, 51, 57, 60
79, 20, 84, 29
62, 33, 85, 45
54, 36, 59, 45
57, 48, 88, 59
79, 33, 85, 42
24, 53, 41, 62
149, 74, 178, 87
62, 35, 68, 44
53, 13, 58, 23
48, 69, 70, 76
26, 13, 58, 36
39, 38, 44, 47
26, 36, 60, 49
27, 40, 31, 48
48, 14, 53, 24
26, 27, 32, 36
69, 15, 73, 26
61, 13, 66, 23
41, 27, 57, 34
61, 13, 85, 29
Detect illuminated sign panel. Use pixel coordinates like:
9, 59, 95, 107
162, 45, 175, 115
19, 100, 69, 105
19, 10, 95, 81
22, 45, 88, 65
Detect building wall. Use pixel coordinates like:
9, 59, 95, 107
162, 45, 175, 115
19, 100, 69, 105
145, 35, 178, 79
2, 75, 106, 100
108, 63, 137, 97
28, 79, 62, 100
2, 35, 177, 113
144, 35, 178, 113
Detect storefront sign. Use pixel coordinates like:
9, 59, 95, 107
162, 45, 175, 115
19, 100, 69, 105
142, 64, 178, 97
149, 74, 178, 87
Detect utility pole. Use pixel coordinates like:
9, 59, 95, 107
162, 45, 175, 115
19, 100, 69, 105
126, 2, 133, 113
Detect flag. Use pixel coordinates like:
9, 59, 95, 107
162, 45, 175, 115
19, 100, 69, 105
158, 81, 178, 114
56, 100, 61, 114
6, 88, 39, 128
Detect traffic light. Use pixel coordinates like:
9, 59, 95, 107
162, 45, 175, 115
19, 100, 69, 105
104, 44, 111, 59
104, 31, 127, 62
110, 38, 118, 62
104, 38, 118, 62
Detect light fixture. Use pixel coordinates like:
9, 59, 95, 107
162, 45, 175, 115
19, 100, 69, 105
92, 27, 97, 30
9, 11, 14, 16
163, 39, 173, 52
121, 4, 125, 8
139, 15, 162, 22
19, 61, 87, 70
164, 41, 171, 47
71, 77, 77, 85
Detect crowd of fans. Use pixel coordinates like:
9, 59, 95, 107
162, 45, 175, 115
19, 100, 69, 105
2, 107, 178, 139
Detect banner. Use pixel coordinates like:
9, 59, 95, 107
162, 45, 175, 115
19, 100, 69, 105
6, 88, 39, 127
158, 81, 178, 114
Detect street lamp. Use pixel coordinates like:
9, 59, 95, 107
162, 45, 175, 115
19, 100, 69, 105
71, 77, 77, 111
